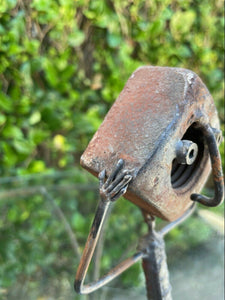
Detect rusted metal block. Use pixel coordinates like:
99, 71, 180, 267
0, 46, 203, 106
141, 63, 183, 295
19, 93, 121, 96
80, 66, 221, 221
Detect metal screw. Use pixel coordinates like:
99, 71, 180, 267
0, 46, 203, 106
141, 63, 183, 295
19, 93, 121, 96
176, 140, 198, 165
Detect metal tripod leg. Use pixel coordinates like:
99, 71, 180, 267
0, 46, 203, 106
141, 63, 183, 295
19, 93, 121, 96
140, 214, 172, 300
139, 203, 196, 300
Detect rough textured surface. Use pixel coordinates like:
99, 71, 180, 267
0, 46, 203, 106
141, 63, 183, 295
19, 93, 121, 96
80, 66, 220, 221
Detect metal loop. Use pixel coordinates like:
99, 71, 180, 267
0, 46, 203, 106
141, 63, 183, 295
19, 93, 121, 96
74, 197, 144, 294
190, 123, 224, 207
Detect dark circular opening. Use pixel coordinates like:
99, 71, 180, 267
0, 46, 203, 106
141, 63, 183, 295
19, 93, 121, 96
189, 149, 194, 159
171, 124, 205, 190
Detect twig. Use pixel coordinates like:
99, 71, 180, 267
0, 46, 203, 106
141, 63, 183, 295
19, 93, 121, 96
113, 2, 129, 37
40, 187, 81, 259
0, 169, 85, 184
0, 183, 97, 200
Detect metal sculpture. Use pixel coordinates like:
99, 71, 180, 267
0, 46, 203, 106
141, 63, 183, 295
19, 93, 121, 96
75, 67, 224, 299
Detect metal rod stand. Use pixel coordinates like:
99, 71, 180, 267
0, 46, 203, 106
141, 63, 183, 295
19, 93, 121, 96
140, 214, 172, 300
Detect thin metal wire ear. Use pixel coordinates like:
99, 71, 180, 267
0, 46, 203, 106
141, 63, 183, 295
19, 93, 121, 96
191, 123, 224, 207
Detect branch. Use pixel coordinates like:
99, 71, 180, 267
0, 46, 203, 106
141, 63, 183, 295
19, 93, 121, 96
40, 187, 81, 259
0, 183, 97, 200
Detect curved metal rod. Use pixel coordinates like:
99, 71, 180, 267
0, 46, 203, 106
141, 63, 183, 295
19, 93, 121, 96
74, 197, 143, 294
159, 202, 196, 237
190, 123, 224, 206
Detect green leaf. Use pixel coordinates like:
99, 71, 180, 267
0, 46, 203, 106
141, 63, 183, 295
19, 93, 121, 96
28, 160, 46, 173
29, 111, 41, 125
1, 142, 18, 166
149, 19, 163, 36
107, 33, 122, 48
171, 10, 196, 39
43, 58, 59, 86
7, 207, 19, 222
29, 128, 48, 144
68, 31, 85, 47
0, 93, 13, 112
72, 212, 86, 231
2, 125, 23, 139
0, 114, 6, 126
13, 139, 34, 154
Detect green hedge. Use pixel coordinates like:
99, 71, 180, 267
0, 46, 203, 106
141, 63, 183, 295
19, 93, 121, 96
0, 0, 224, 176
0, 0, 224, 298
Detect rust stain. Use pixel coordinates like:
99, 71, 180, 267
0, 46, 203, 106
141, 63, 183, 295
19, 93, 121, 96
80, 66, 222, 221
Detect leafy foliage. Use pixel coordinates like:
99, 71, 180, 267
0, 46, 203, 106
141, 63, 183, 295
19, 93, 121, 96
0, 0, 224, 299
0, 0, 224, 176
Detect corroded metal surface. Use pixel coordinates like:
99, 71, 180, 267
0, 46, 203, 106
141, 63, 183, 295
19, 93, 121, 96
140, 215, 172, 300
80, 66, 222, 221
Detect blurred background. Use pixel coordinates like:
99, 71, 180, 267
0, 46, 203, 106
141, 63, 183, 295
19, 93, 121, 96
0, 0, 224, 299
